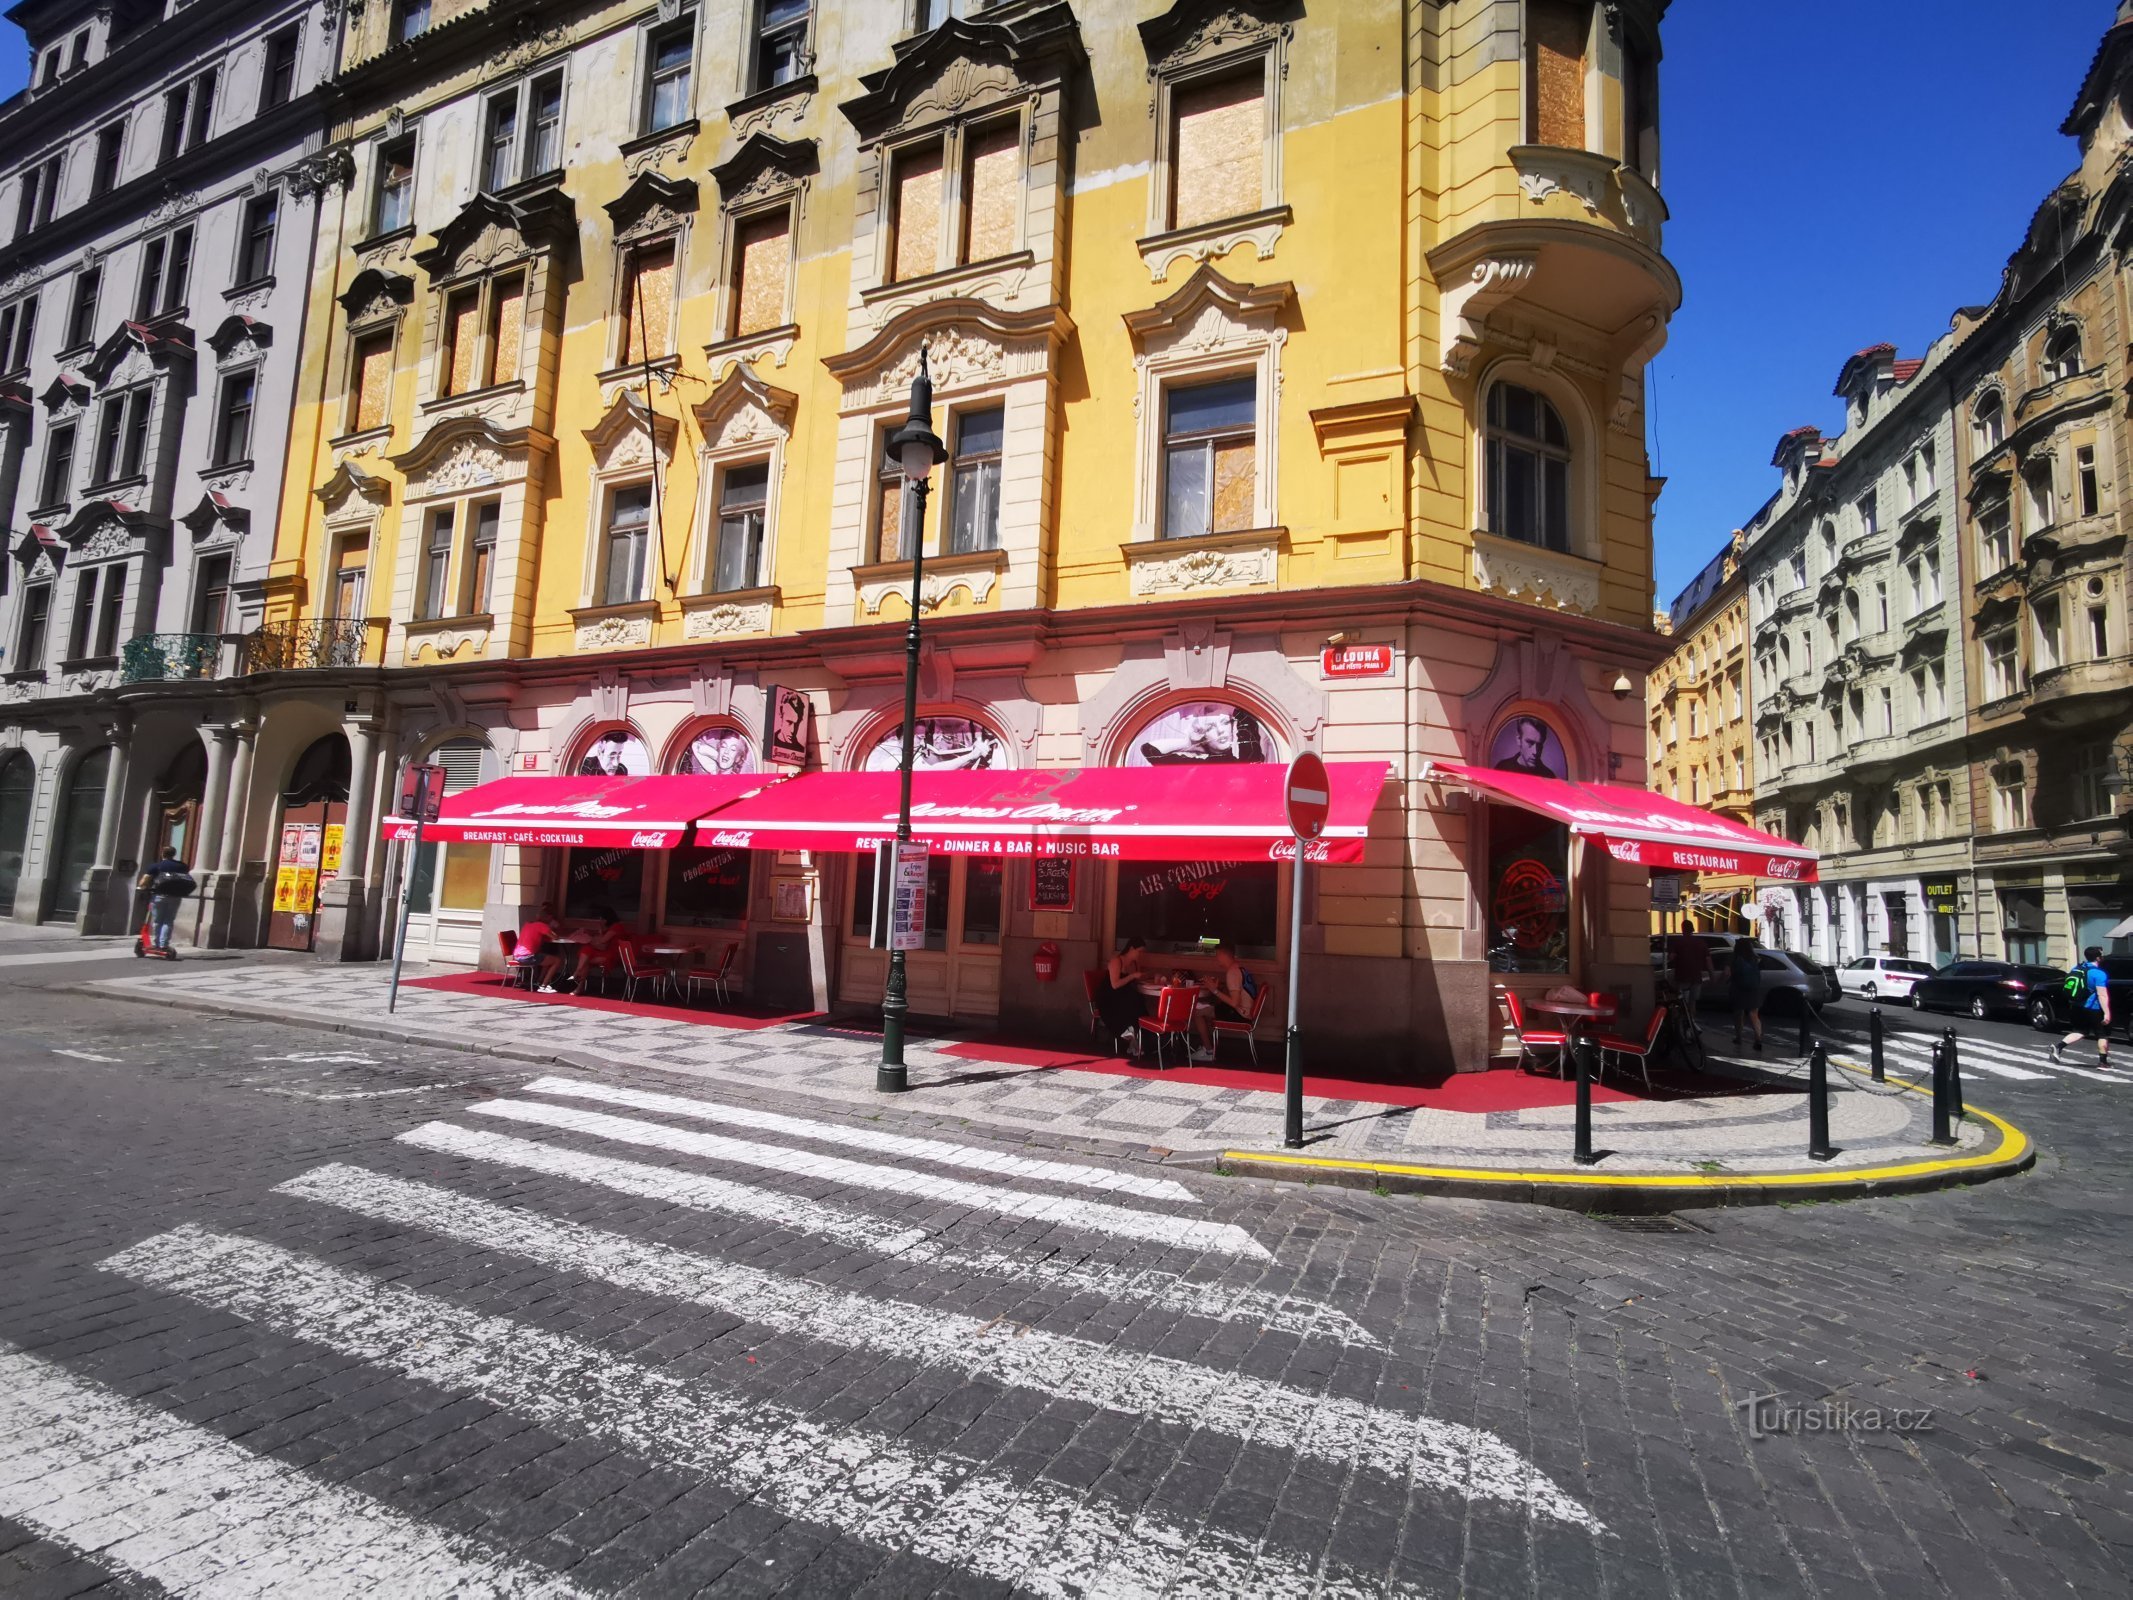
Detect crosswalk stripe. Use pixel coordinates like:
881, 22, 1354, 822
398, 1122, 1377, 1346
467, 1097, 1271, 1260
518, 1075, 1199, 1203
103, 1226, 1436, 1597
1865, 1033, 2121, 1082
0, 1341, 585, 1599
280, 1164, 1575, 1523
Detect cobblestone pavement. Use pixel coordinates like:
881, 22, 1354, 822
1, 980, 2129, 1597
82, 963, 2030, 1174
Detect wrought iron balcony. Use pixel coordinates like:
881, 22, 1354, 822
238, 618, 386, 673
120, 632, 228, 684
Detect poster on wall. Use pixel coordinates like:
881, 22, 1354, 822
272, 866, 301, 913
763, 685, 811, 768
319, 824, 346, 875
772, 877, 812, 922
674, 725, 758, 777
576, 729, 651, 777
1124, 703, 1275, 766
862, 717, 1004, 772
1488, 715, 1569, 780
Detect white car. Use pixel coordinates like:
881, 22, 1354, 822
1835, 955, 1936, 1004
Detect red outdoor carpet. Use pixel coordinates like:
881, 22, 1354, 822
402, 971, 821, 1031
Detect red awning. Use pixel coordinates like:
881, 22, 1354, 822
693, 763, 1392, 863
381, 774, 782, 850
1425, 761, 1820, 884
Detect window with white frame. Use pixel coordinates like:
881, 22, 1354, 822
15, 154, 62, 236
872, 425, 915, 562
136, 227, 192, 318
91, 123, 124, 197
90, 387, 152, 484
67, 564, 126, 659
2089, 597, 2111, 659
1983, 626, 2019, 698
753, 0, 809, 93
1972, 389, 2004, 451
1856, 492, 1877, 539
329, 531, 369, 619
617, 243, 674, 367
726, 204, 791, 339
2071, 744, 2112, 819
2076, 443, 2100, 516
1874, 581, 1888, 633
0, 294, 36, 373
211, 369, 254, 465
1483, 381, 1571, 551
1878, 685, 1893, 736
1979, 503, 2012, 572
947, 406, 1003, 555
2043, 323, 2081, 381
642, 24, 693, 135
38, 420, 75, 506
2024, 461, 2054, 532
600, 483, 653, 604
2034, 594, 2063, 672
437, 271, 524, 397
418, 505, 454, 620
1163, 375, 1256, 541
1992, 763, 2028, 831
191, 553, 232, 634
711, 463, 768, 593
481, 70, 564, 193
65, 267, 98, 348
345, 328, 394, 434
159, 68, 217, 161
466, 501, 499, 614
392, 0, 430, 46
371, 135, 414, 235
236, 191, 278, 286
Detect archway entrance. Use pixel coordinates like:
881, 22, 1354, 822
266, 734, 350, 952
48, 748, 111, 923
152, 743, 208, 866
0, 754, 33, 917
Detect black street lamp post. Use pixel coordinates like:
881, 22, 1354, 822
877, 346, 947, 1094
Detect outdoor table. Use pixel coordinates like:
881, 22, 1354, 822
1526, 997, 1611, 1049
646, 945, 692, 1001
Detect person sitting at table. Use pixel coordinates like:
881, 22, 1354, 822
513, 903, 566, 991
567, 907, 632, 993
1094, 937, 1149, 1055
1192, 942, 1260, 1062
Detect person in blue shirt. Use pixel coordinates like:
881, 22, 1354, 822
137, 847, 194, 956
2053, 946, 2114, 1068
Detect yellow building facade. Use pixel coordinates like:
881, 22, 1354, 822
233, 0, 1676, 1072
1647, 531, 1754, 933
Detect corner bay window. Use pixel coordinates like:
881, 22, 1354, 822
1162, 375, 1255, 540
602, 484, 653, 604
713, 463, 768, 593
1485, 381, 1570, 552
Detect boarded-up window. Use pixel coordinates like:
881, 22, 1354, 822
1171, 73, 1262, 230
350, 330, 393, 432
622, 243, 674, 365
1527, 0, 1589, 149
890, 142, 943, 282
962, 120, 1020, 264
486, 273, 524, 387
876, 434, 910, 561
731, 209, 790, 338
441, 287, 480, 396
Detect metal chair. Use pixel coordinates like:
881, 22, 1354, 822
1501, 989, 1567, 1076
498, 930, 537, 989
1136, 985, 1197, 1070
688, 943, 738, 1007
1211, 981, 1272, 1065
1082, 970, 1108, 1048
615, 941, 662, 1003
1595, 1004, 1668, 1093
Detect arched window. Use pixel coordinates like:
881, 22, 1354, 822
671, 722, 757, 776
2044, 324, 2082, 382
0, 753, 34, 917
1484, 381, 1571, 552
1972, 390, 2005, 452
49, 747, 111, 921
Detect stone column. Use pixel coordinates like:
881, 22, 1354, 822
195, 731, 234, 877
314, 719, 380, 963
200, 719, 258, 947
79, 724, 132, 935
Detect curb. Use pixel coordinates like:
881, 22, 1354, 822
1208, 1098, 2035, 1213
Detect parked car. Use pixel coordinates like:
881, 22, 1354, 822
1751, 950, 1838, 1015
1910, 960, 2067, 1021
1834, 955, 1937, 1005
1647, 932, 1735, 974
2021, 954, 2133, 1035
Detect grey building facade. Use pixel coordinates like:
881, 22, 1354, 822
0, 0, 336, 935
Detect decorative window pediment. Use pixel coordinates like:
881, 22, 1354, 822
56, 500, 152, 561
179, 490, 250, 543
710, 133, 817, 207
1122, 262, 1294, 350
41, 372, 91, 413
207, 314, 272, 363
824, 297, 1071, 411
605, 171, 699, 245
1137, 0, 1294, 67
338, 267, 415, 326
413, 188, 576, 282
12, 524, 65, 572
692, 364, 797, 452
82, 321, 194, 386
313, 459, 393, 516
582, 391, 680, 473
391, 414, 550, 502
842, 9, 1082, 141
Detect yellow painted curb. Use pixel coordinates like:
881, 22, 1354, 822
1221, 1102, 2030, 1192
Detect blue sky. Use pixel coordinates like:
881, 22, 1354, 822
0, 3, 2115, 610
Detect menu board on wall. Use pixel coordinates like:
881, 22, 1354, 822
1029, 857, 1076, 913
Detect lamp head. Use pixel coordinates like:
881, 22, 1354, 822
887, 343, 948, 482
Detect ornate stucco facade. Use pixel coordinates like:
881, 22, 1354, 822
1647, 531, 1751, 931
4, 0, 1680, 1073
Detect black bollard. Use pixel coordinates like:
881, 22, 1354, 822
1869, 1006, 1885, 1082
1944, 1028, 1964, 1119
1573, 1037, 1596, 1166
1796, 993, 1812, 1057
1929, 1036, 1955, 1146
1808, 1043, 1833, 1161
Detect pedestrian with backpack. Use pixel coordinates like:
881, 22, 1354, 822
136, 847, 196, 957
2053, 946, 2114, 1068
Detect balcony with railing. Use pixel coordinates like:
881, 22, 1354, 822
238, 618, 389, 673
119, 633, 235, 684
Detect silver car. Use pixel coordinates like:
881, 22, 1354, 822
1748, 950, 1839, 1014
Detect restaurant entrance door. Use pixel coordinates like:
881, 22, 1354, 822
266, 735, 350, 952
839, 851, 1004, 1023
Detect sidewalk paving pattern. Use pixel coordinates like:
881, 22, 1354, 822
89, 964, 2006, 1178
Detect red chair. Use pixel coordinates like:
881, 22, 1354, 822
615, 941, 661, 1002
1211, 981, 1272, 1065
498, 930, 537, 989
1501, 990, 1567, 1076
1596, 1005, 1668, 1093
1082, 970, 1109, 1049
687, 943, 738, 1007
1137, 985, 1197, 1070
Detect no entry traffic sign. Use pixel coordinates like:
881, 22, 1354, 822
1285, 751, 1329, 840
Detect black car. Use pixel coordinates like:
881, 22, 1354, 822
2023, 955, 2133, 1035
1910, 960, 2068, 1021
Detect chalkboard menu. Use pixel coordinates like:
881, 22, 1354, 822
1029, 857, 1077, 912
